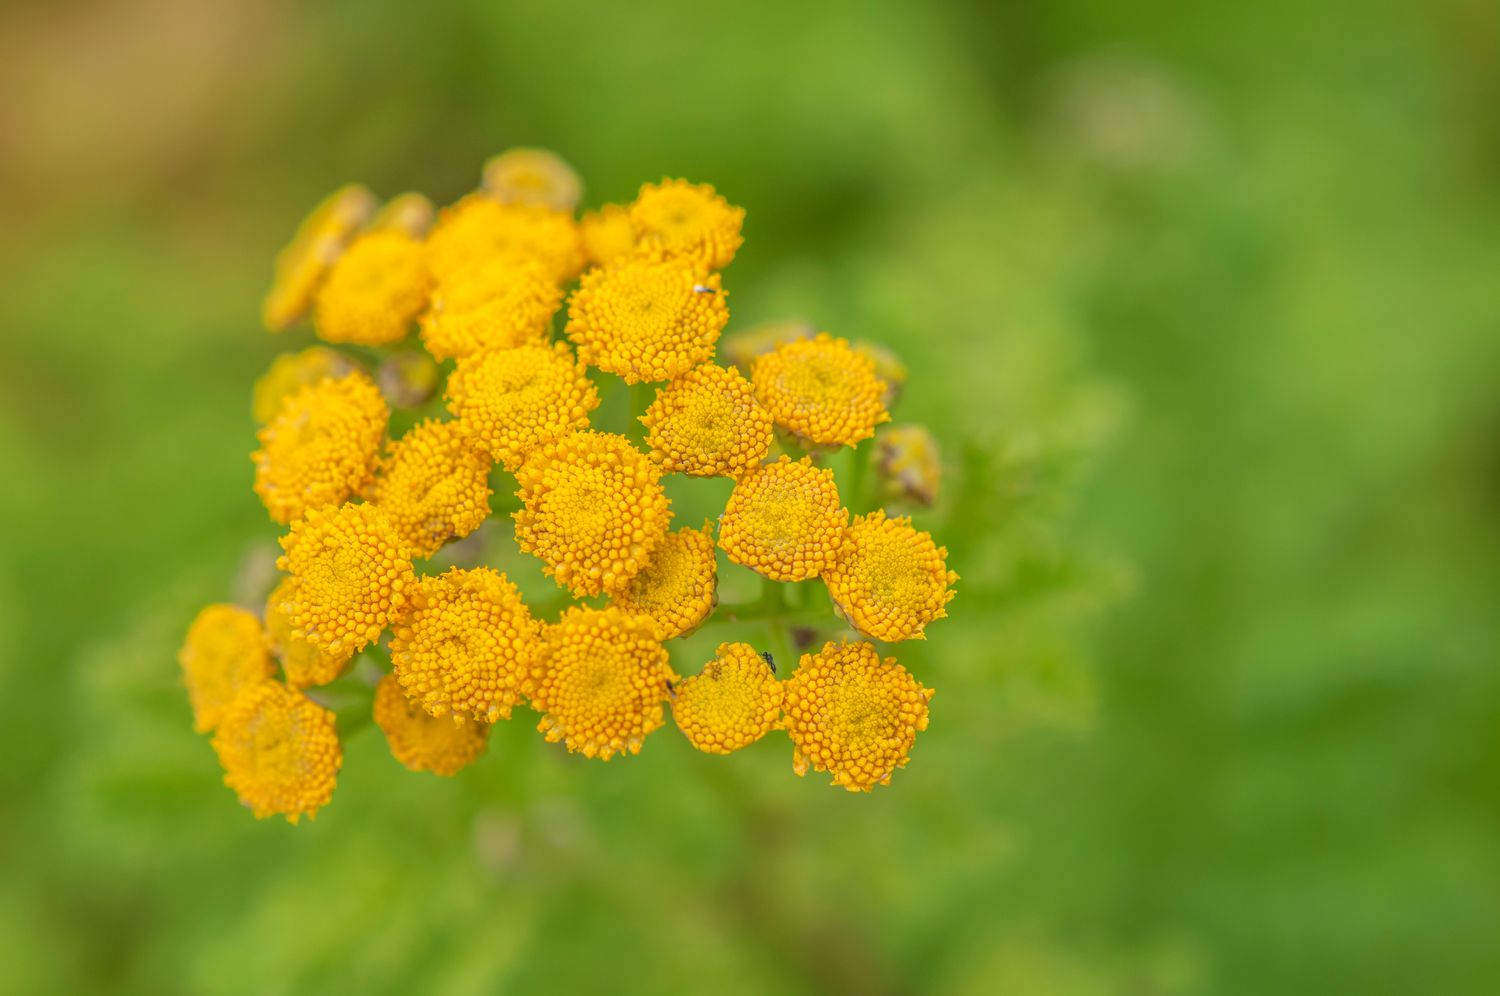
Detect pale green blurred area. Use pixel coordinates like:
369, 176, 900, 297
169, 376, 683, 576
2, 0, 1499, 993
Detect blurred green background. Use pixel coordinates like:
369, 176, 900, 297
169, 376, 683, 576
2, 0, 1499, 992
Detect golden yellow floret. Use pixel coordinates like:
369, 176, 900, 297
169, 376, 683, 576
579, 203, 637, 267
781, 641, 932, 792
389, 567, 540, 723
252, 347, 354, 424
425, 194, 584, 285
630, 179, 744, 270
263, 183, 376, 332
482, 148, 583, 212
420, 256, 562, 361
252, 370, 388, 524
874, 424, 942, 507
823, 511, 957, 642
368, 191, 435, 238
313, 230, 430, 346
641, 362, 773, 478
606, 524, 717, 639
212, 680, 341, 822
751, 332, 890, 447
277, 502, 415, 657
365, 419, 493, 559
179, 604, 275, 734
373, 673, 490, 775
444, 341, 598, 470
513, 431, 672, 597
530, 607, 673, 759
671, 642, 783, 754
265, 577, 353, 688
718, 456, 848, 582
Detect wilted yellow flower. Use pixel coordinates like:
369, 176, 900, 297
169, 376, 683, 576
389, 567, 540, 723
420, 257, 561, 361
782, 641, 932, 792
265, 577, 353, 688
369, 191, 435, 238
179, 604, 274, 734
482, 148, 583, 212
251, 347, 354, 424
671, 642, 782, 754
630, 179, 744, 270
852, 340, 906, 408
579, 203, 637, 267
252, 370, 388, 524
874, 424, 942, 507
718, 456, 848, 582
277, 502, 415, 656
366, 419, 493, 559
513, 431, 671, 597
823, 511, 957, 642
263, 183, 376, 332
607, 524, 717, 639
641, 362, 772, 478
312, 230, 430, 346
719, 317, 814, 372
373, 674, 490, 775
444, 341, 598, 470
212, 680, 341, 822
751, 333, 889, 447
530, 607, 673, 759
426, 194, 584, 284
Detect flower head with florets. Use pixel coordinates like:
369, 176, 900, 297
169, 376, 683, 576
718, 456, 848, 582
641, 362, 772, 478
671, 642, 783, 754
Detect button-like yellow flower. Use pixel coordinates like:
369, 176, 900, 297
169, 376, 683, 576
579, 203, 637, 267
373, 673, 490, 775
630, 179, 744, 270
251, 347, 354, 424
426, 194, 584, 285
874, 424, 942, 507
481, 148, 583, 212
252, 370, 388, 524
513, 431, 672, 597
718, 456, 848, 582
607, 524, 717, 639
420, 257, 561, 361
671, 642, 782, 754
277, 502, 415, 656
313, 230, 431, 346
823, 511, 957, 642
263, 183, 376, 332
751, 333, 890, 447
366, 419, 493, 559
179, 604, 275, 734
641, 362, 773, 478
389, 567, 541, 723
530, 607, 674, 759
212, 680, 342, 822
781, 641, 933, 792
265, 577, 353, 688
444, 341, 599, 470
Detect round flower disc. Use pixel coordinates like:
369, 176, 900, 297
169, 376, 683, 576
629, 178, 744, 270
717, 456, 848, 582
366, 418, 493, 559
265, 577, 353, 688
606, 524, 717, 640
420, 256, 561, 361
824, 511, 957, 642
179, 604, 274, 734
642, 362, 773, 478
313, 230, 431, 346
425, 194, 584, 285
373, 674, 490, 776
445, 341, 598, 470
212, 681, 342, 822
672, 642, 783, 754
751, 332, 890, 447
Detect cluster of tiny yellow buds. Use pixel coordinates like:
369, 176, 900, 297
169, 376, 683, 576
368, 192, 435, 238
782, 641, 933, 792
629, 178, 745, 270
751, 332, 890, 447
482, 148, 584, 212
212, 680, 342, 822
389, 567, 540, 723
718, 456, 849, 582
179, 604, 275, 733
313, 230, 430, 346
252, 370, 388, 524
513, 430, 672, 596
530, 607, 674, 760
251, 347, 353, 424
265, 577, 353, 687
579, 203, 636, 267
641, 362, 773, 478
373, 674, 490, 775
365, 419, 493, 559
420, 257, 561, 360
445, 341, 598, 470
671, 642, 783, 754
606, 524, 718, 640
874, 424, 943, 507
263, 183, 376, 332
425, 194, 584, 285
824, 511, 958, 642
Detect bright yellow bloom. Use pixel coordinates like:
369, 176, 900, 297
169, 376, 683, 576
444, 341, 598, 470
313, 230, 431, 346
781, 641, 932, 792
420, 256, 561, 361
276, 502, 415, 656
389, 567, 541, 723
671, 642, 782, 754
823, 511, 957, 642
374, 674, 490, 775
369, 191, 435, 237
265, 577, 353, 687
513, 431, 672, 597
365, 419, 493, 559
607, 524, 717, 639
630, 179, 744, 270
718, 456, 848, 582
579, 203, 637, 267
179, 604, 274, 734
262, 183, 376, 332
751, 332, 889, 447
212, 680, 341, 822
251, 347, 354, 424
874, 424, 942, 507
530, 607, 673, 759
252, 371, 388, 524
641, 362, 772, 478
425, 194, 584, 285
481, 148, 583, 212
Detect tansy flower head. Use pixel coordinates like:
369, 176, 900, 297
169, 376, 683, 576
212, 680, 341, 822
277, 502, 415, 656
565, 253, 729, 384
641, 362, 773, 478
366, 419, 493, 559
751, 332, 890, 448
369, 191, 436, 237
579, 203, 637, 267
482, 148, 583, 212
426, 194, 584, 285
671, 642, 783, 754
444, 341, 598, 470
606, 523, 717, 640
265, 577, 353, 687
420, 257, 561, 361
263, 183, 376, 332
313, 230, 430, 346
530, 607, 673, 759
252, 347, 354, 424
874, 424, 942, 507
782, 641, 933, 792
252, 370, 388, 524
374, 673, 490, 775
823, 511, 957, 642
718, 456, 848, 582
179, 604, 274, 734
389, 567, 540, 723
513, 431, 671, 597
630, 179, 744, 270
